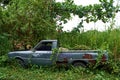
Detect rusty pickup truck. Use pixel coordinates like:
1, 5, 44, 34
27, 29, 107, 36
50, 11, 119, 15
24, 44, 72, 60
8, 40, 108, 68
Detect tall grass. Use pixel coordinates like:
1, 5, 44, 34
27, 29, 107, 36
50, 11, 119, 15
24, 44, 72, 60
0, 66, 120, 80
60, 27, 120, 59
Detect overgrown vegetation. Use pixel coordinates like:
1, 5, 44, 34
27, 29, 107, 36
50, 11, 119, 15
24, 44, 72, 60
60, 28, 120, 56
0, 65, 120, 80
0, 0, 120, 80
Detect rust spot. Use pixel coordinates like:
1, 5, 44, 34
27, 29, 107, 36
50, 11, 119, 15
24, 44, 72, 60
101, 54, 107, 62
63, 58, 68, 62
83, 54, 92, 59
56, 58, 68, 67
83, 54, 96, 64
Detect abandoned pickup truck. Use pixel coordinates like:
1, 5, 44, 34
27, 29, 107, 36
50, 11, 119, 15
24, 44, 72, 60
8, 40, 108, 68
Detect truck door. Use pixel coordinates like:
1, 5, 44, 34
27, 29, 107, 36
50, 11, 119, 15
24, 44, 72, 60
31, 42, 53, 65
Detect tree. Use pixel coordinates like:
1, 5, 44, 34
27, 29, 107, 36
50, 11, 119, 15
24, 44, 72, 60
54, 0, 119, 24
0, 0, 119, 47
1, 0, 57, 45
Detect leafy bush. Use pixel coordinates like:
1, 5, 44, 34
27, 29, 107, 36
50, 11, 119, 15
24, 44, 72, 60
0, 33, 11, 55
0, 33, 11, 66
0, 72, 7, 80
106, 60, 120, 74
0, 55, 8, 66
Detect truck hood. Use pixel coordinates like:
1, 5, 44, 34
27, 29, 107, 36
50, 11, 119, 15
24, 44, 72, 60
8, 50, 34, 58
8, 50, 33, 54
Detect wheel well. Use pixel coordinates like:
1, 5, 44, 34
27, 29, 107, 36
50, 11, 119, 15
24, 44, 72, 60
15, 57, 24, 62
14, 57, 28, 68
72, 60, 87, 65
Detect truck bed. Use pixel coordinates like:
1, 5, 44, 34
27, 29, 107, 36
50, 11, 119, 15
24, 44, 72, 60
61, 50, 106, 53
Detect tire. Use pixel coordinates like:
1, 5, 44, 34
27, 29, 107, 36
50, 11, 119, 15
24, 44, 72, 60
73, 62, 86, 68
16, 59, 27, 68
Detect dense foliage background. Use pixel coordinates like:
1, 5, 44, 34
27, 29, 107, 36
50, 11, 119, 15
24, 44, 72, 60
0, 0, 120, 79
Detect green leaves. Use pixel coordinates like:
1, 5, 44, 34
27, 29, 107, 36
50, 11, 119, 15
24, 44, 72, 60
54, 0, 117, 24
0, 72, 6, 80
0, 0, 119, 52
1, 0, 57, 44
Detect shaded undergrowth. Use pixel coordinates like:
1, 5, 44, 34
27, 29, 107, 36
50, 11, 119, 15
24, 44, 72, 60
0, 61, 120, 80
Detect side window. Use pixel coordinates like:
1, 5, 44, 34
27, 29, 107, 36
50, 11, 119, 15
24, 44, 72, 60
35, 42, 52, 51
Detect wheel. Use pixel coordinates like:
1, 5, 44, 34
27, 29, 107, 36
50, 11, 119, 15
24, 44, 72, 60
15, 59, 27, 68
73, 62, 86, 68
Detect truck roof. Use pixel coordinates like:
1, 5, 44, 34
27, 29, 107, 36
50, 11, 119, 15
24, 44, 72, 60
40, 40, 57, 42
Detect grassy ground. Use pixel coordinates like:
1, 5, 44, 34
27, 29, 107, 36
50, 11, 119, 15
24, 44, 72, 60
0, 65, 119, 80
